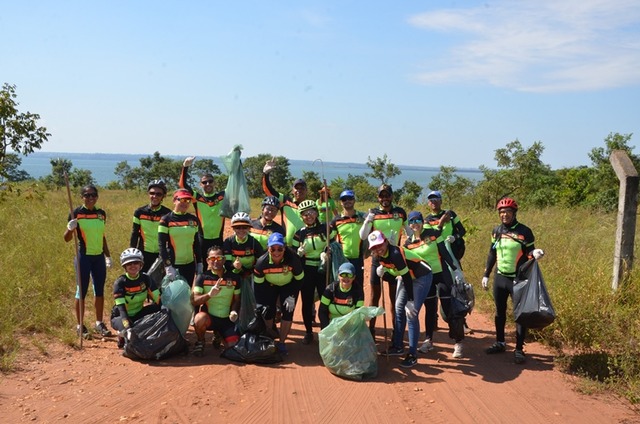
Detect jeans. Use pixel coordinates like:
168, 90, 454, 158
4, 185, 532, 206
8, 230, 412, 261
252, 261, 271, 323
393, 273, 432, 355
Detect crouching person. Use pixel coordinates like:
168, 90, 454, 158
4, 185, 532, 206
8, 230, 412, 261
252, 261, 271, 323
111, 248, 161, 348
318, 262, 364, 329
191, 246, 241, 357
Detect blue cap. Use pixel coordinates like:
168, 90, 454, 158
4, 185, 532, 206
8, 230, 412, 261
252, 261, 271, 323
293, 178, 307, 188
338, 262, 356, 275
267, 232, 285, 247
427, 190, 442, 199
339, 189, 355, 200
408, 211, 423, 222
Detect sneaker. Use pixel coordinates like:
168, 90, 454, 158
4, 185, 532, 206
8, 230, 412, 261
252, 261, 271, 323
380, 346, 404, 356
77, 325, 91, 339
463, 323, 473, 335
452, 342, 463, 358
117, 336, 125, 349
95, 322, 112, 337
418, 338, 433, 354
276, 342, 288, 356
514, 349, 526, 364
211, 332, 222, 349
302, 333, 313, 345
486, 342, 506, 354
192, 340, 205, 357
400, 354, 418, 368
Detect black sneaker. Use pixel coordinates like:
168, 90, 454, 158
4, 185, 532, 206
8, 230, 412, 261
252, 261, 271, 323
485, 342, 506, 354
95, 322, 112, 337
514, 349, 526, 364
400, 354, 418, 368
77, 325, 91, 339
380, 346, 404, 356
117, 336, 125, 349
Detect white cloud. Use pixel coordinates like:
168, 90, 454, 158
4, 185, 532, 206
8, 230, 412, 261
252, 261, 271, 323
408, 0, 640, 92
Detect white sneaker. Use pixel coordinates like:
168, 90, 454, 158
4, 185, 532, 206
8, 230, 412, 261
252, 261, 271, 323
418, 338, 433, 354
452, 342, 463, 358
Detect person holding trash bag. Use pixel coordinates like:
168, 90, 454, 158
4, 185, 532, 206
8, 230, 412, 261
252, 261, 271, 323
191, 246, 241, 356
482, 197, 545, 364
111, 248, 161, 348
318, 262, 364, 329
63, 184, 113, 339
250, 196, 286, 250
253, 232, 305, 355
130, 179, 172, 273
329, 189, 366, 289
158, 189, 202, 286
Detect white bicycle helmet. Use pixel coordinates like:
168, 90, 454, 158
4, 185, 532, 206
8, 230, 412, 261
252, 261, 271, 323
120, 248, 144, 266
231, 211, 252, 227
298, 199, 317, 213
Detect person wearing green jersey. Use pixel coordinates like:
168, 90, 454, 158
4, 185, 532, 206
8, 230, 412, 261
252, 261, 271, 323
179, 156, 226, 264
250, 196, 286, 250
158, 189, 202, 286
191, 246, 241, 356
482, 197, 545, 364
130, 179, 171, 273
316, 187, 338, 226
64, 184, 113, 339
329, 189, 366, 288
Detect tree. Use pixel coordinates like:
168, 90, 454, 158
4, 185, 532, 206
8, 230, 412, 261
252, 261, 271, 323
0, 83, 50, 178
1, 153, 31, 181
365, 154, 401, 185
41, 158, 94, 188
243, 154, 292, 198
191, 158, 224, 191
427, 166, 475, 208
302, 170, 322, 196
115, 152, 183, 191
398, 180, 423, 211
329, 174, 377, 203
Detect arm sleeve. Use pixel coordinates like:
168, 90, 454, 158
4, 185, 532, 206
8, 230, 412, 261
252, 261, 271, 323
158, 219, 171, 264
130, 213, 141, 249
179, 166, 194, 193
359, 221, 372, 240
262, 172, 281, 199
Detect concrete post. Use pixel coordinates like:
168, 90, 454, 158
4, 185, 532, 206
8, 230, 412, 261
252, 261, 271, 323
610, 150, 639, 290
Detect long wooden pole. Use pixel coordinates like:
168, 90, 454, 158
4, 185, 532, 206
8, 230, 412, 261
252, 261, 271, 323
64, 172, 84, 349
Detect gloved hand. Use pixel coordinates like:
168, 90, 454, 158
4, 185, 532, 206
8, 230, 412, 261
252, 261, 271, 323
405, 300, 417, 320
233, 257, 242, 270
229, 311, 238, 322
481, 276, 489, 291
263, 157, 276, 174
532, 249, 545, 260
105, 257, 112, 268
364, 212, 375, 224
67, 219, 78, 231
121, 319, 130, 330
297, 245, 306, 257
183, 156, 195, 167
445, 235, 456, 244
165, 266, 177, 280
320, 251, 328, 267
376, 265, 385, 278
387, 230, 398, 246
196, 263, 203, 275
283, 295, 296, 313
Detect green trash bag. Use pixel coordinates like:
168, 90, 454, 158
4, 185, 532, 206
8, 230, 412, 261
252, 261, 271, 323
328, 241, 347, 282
220, 145, 251, 218
318, 306, 384, 381
160, 274, 193, 336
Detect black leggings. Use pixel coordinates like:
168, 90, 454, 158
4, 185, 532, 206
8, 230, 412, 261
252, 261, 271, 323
300, 265, 326, 334
493, 273, 527, 350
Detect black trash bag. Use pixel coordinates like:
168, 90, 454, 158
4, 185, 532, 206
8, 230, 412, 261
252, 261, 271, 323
238, 277, 257, 335
122, 308, 188, 361
221, 333, 283, 364
146, 257, 165, 289
513, 259, 556, 329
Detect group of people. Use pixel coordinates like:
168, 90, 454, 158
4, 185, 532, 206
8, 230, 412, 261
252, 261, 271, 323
63, 156, 545, 367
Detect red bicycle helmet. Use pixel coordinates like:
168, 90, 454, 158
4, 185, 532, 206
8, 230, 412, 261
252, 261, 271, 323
496, 197, 518, 211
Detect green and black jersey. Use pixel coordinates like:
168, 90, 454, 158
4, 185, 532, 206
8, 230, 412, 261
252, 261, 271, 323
179, 166, 226, 241
329, 211, 366, 260
222, 234, 265, 277
484, 220, 535, 278
319, 281, 364, 327
262, 173, 304, 246
253, 250, 305, 287
130, 204, 171, 254
193, 270, 241, 318
250, 218, 286, 251
113, 272, 160, 318
158, 211, 201, 266
68, 205, 107, 256
292, 222, 329, 267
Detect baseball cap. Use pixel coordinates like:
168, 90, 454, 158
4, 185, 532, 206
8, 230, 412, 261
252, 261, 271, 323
293, 178, 307, 188
378, 184, 393, 195
427, 190, 442, 199
338, 262, 356, 275
408, 211, 424, 222
339, 189, 355, 200
368, 230, 386, 249
267, 232, 285, 247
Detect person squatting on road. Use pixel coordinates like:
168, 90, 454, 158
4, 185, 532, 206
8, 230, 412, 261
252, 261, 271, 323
318, 262, 364, 329
64, 184, 113, 339
359, 184, 410, 337
292, 199, 331, 345
180, 156, 226, 264
191, 246, 241, 357
158, 189, 202, 286
110, 248, 161, 348
253, 232, 305, 355
482, 197, 545, 364
129, 179, 171, 273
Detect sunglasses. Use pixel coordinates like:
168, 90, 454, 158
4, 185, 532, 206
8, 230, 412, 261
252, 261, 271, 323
408, 219, 423, 224
301, 210, 316, 217
177, 198, 192, 203
82, 193, 98, 198
201, 180, 214, 185
207, 256, 224, 261
340, 197, 355, 201
269, 246, 285, 252
339, 273, 354, 278
149, 191, 164, 197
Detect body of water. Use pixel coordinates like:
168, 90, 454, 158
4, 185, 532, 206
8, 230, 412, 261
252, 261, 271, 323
19, 151, 482, 189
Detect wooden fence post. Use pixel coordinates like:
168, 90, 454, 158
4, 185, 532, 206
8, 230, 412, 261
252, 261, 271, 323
610, 150, 639, 290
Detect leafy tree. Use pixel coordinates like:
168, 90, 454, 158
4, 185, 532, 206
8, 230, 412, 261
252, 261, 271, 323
114, 152, 183, 191
302, 170, 322, 197
1, 153, 31, 181
0, 83, 50, 178
328, 174, 377, 203
554, 166, 593, 207
191, 158, 224, 191
398, 180, 423, 211
427, 166, 475, 208
243, 154, 292, 198
365, 154, 401, 185
42, 158, 94, 188
69, 168, 95, 188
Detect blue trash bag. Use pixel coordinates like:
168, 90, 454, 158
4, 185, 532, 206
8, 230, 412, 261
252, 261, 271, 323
220, 144, 251, 218
318, 306, 384, 381
160, 274, 193, 336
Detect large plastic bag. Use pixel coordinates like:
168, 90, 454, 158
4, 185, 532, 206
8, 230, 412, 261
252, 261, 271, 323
513, 259, 556, 329
122, 308, 188, 361
318, 306, 384, 381
220, 145, 251, 217
222, 306, 282, 364
445, 241, 475, 317
146, 257, 165, 288
238, 276, 257, 334
328, 241, 347, 282
160, 274, 193, 336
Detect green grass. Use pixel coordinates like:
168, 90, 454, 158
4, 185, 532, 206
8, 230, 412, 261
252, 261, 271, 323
2, 183, 640, 403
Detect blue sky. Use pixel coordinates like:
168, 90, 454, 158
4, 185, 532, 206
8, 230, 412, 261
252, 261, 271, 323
2, 1, 639, 170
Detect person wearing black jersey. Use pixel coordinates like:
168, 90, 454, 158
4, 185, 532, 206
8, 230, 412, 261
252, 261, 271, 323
318, 262, 364, 329
250, 196, 286, 250
130, 179, 171, 273
111, 248, 161, 348
482, 197, 545, 364
64, 184, 113, 339
223, 212, 264, 279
